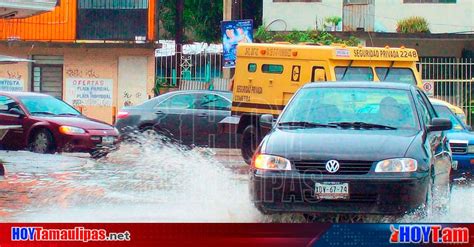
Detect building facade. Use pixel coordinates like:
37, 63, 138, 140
0, 0, 159, 124
263, 0, 473, 33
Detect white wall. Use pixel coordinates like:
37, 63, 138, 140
263, 0, 473, 33
374, 0, 473, 33
263, 0, 343, 31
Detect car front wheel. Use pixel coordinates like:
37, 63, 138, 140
30, 129, 56, 154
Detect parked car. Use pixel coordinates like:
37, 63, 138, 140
429, 98, 467, 125
250, 82, 453, 217
0, 92, 119, 158
430, 99, 474, 180
115, 90, 239, 148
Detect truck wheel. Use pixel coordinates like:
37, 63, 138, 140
30, 129, 56, 154
241, 125, 260, 165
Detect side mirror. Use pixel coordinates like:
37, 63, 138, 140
8, 108, 25, 118
428, 118, 452, 132
260, 114, 275, 130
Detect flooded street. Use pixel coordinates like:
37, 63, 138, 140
0, 137, 473, 223
0, 137, 261, 222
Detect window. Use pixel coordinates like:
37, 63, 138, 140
335, 67, 374, 81
199, 94, 231, 111
417, 90, 436, 118
77, 0, 149, 40
262, 64, 284, 74
311, 67, 327, 81
160, 94, 198, 109
280, 87, 418, 129
403, 0, 456, 3
19, 96, 79, 116
0, 96, 21, 115
376, 68, 416, 85
416, 93, 431, 126
248, 63, 257, 73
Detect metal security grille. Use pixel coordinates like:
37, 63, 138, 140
418, 57, 474, 125
32, 55, 64, 99
155, 44, 231, 93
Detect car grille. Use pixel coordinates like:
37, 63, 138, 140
293, 160, 374, 175
449, 141, 468, 155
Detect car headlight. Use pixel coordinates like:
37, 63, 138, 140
468, 145, 474, 154
253, 154, 291, 171
59, 126, 86, 134
375, 158, 417, 173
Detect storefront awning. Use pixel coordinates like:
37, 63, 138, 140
0, 55, 34, 64
0, 0, 58, 19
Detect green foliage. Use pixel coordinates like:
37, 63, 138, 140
325, 16, 342, 26
253, 25, 361, 46
397, 16, 430, 33
160, 0, 223, 43
254, 25, 273, 43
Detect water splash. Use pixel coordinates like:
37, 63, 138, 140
0, 133, 261, 222
0, 133, 472, 223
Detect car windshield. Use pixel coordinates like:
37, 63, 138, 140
279, 87, 419, 130
433, 105, 465, 131
19, 96, 81, 116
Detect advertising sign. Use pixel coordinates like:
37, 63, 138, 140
65, 78, 113, 107
221, 19, 253, 68
0, 78, 24, 92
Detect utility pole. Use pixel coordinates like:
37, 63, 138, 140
231, 0, 241, 20
175, 0, 184, 87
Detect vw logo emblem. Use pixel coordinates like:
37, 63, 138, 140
325, 160, 340, 173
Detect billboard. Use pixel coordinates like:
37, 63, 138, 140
221, 19, 253, 68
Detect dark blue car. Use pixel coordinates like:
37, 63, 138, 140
431, 101, 474, 180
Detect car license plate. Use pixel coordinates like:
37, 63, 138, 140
314, 182, 349, 200
102, 136, 114, 144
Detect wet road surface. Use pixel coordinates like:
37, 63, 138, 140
0, 140, 472, 223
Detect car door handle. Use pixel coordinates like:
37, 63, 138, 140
155, 111, 164, 115
197, 113, 208, 118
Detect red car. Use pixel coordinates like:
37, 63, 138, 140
0, 92, 119, 158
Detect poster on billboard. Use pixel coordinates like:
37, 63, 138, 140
221, 19, 253, 68
65, 78, 113, 107
0, 78, 24, 92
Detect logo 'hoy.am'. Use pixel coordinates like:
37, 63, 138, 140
390, 225, 469, 244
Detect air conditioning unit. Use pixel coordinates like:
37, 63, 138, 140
344, 0, 371, 5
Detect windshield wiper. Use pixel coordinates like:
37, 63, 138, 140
328, 121, 397, 130
278, 121, 338, 128
383, 61, 395, 81
30, 111, 56, 115
57, 113, 80, 116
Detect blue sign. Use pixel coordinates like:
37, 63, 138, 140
221, 19, 253, 68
